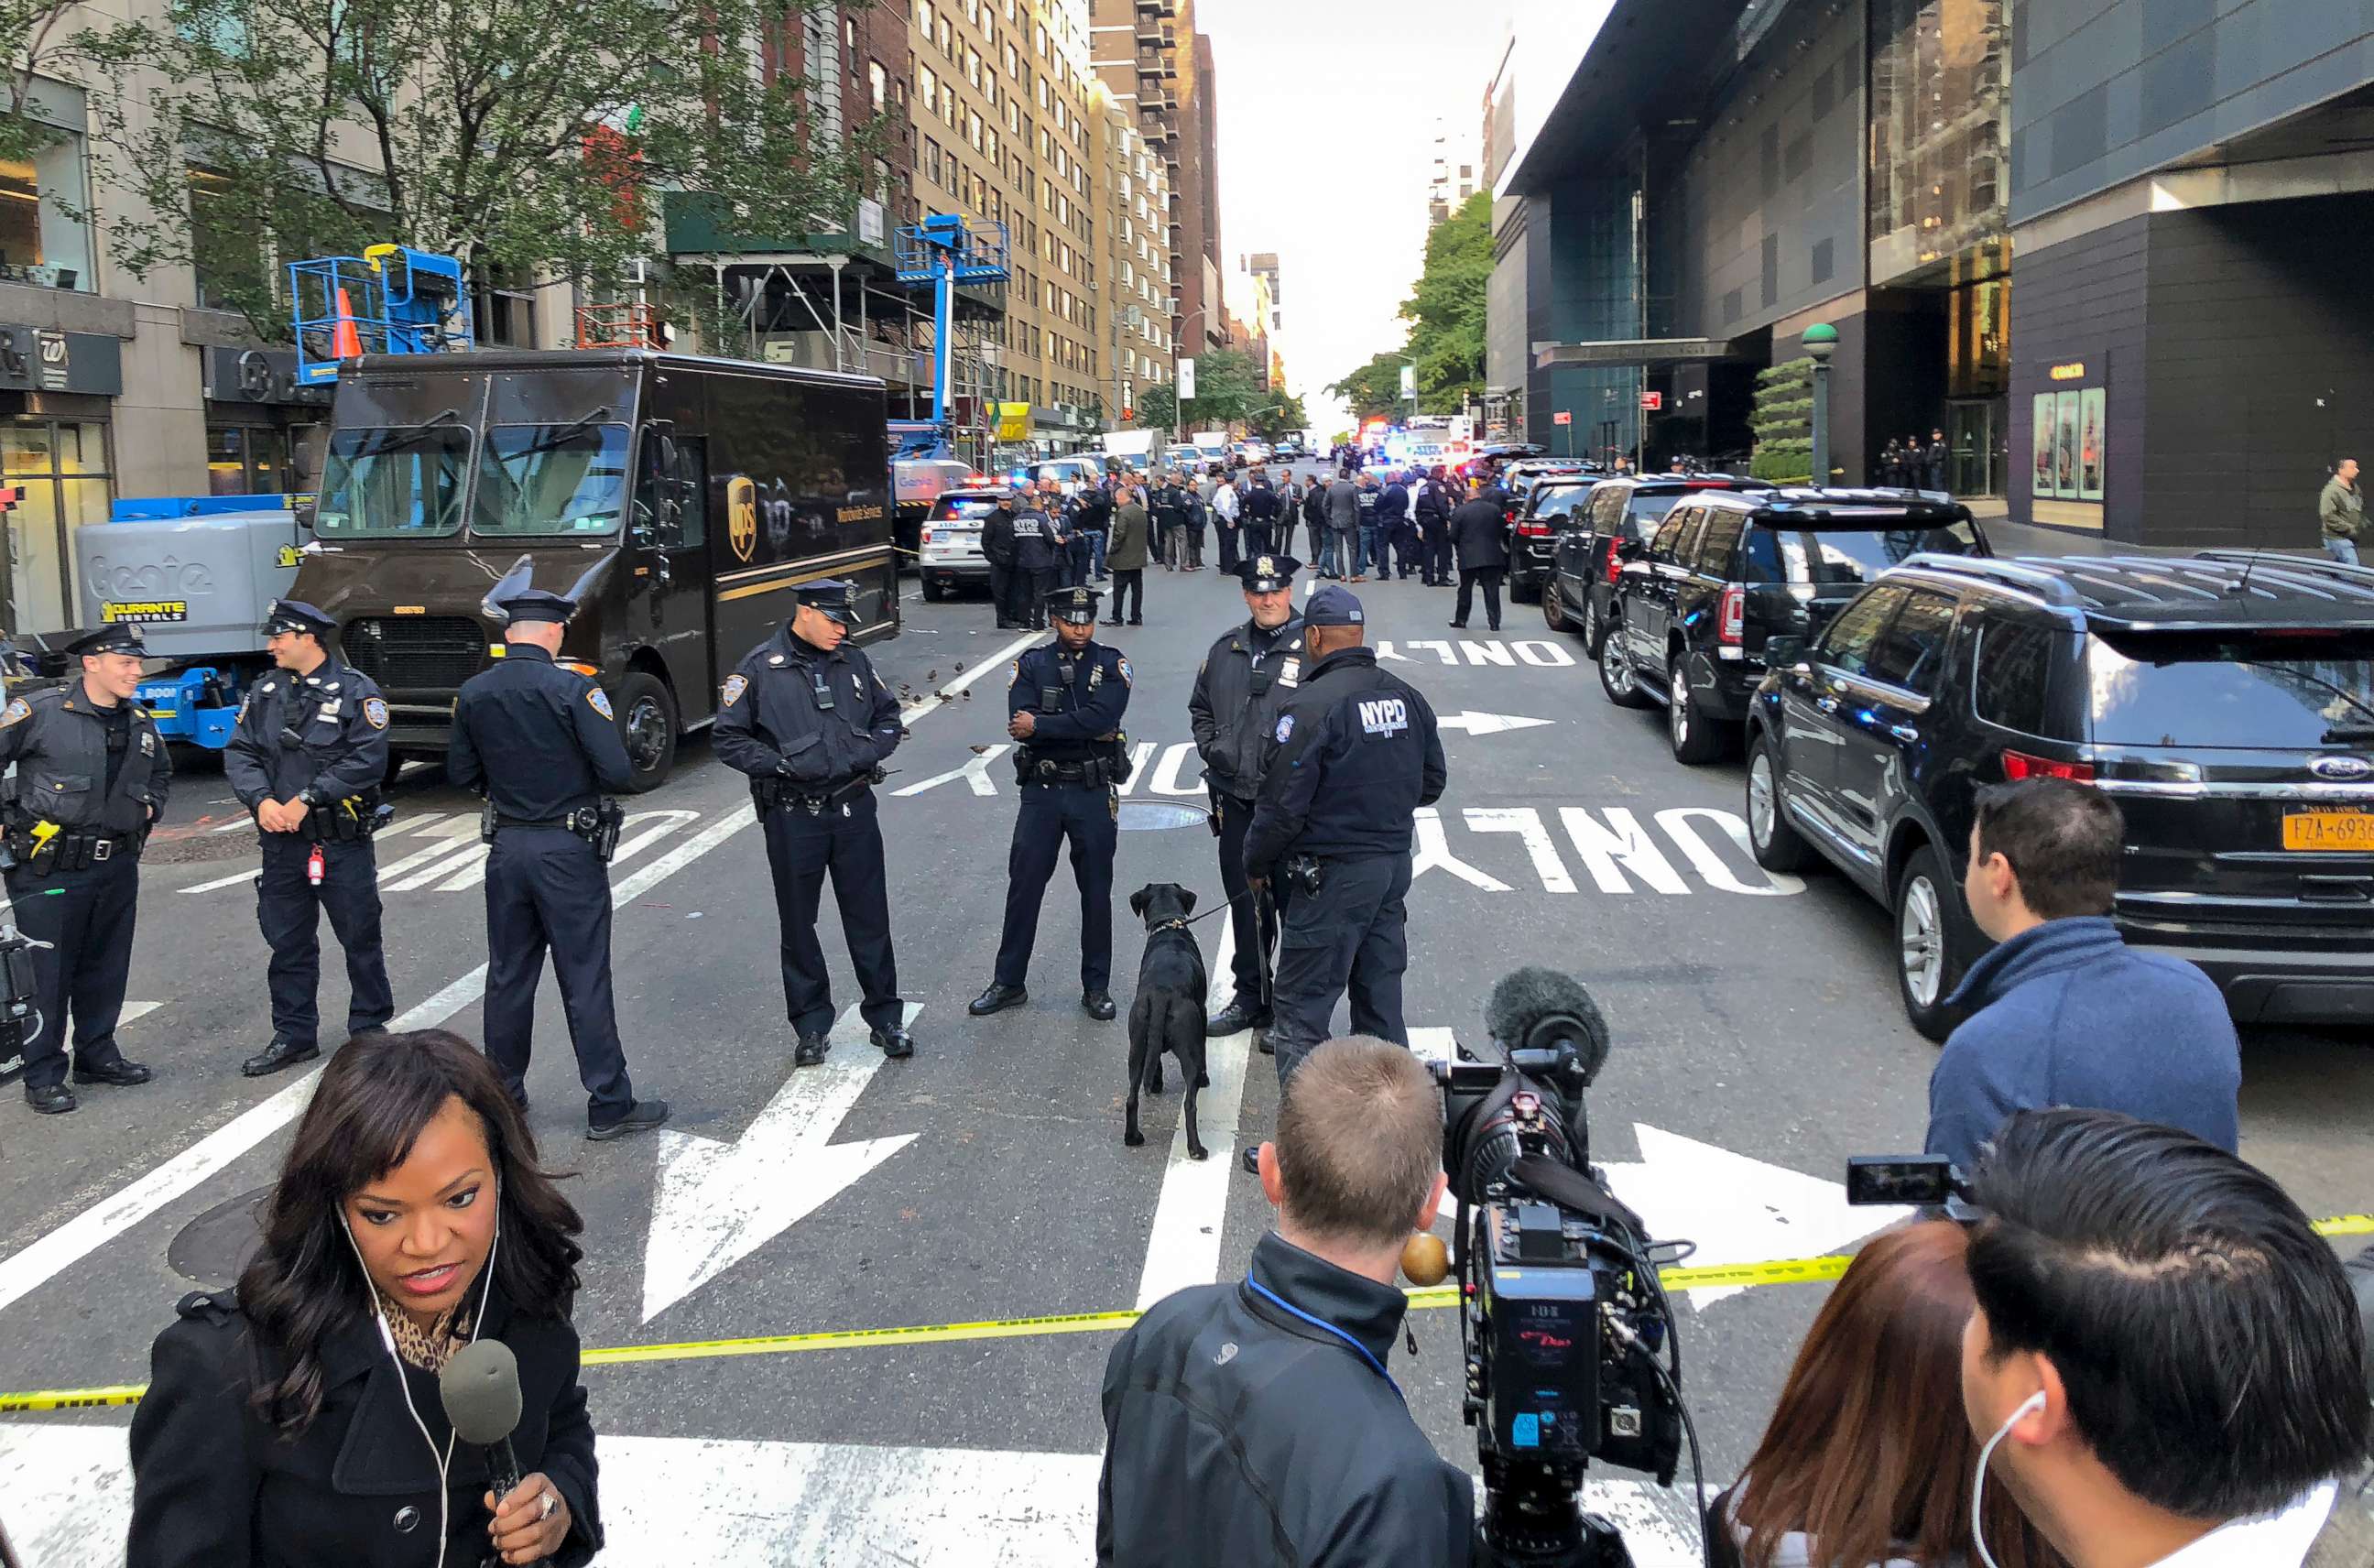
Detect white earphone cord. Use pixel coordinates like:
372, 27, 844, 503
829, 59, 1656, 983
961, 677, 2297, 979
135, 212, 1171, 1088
1971, 1390, 2047, 1568
339, 1178, 502, 1568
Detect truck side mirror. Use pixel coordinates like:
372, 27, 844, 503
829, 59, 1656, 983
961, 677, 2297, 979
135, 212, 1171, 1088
1765, 635, 1809, 672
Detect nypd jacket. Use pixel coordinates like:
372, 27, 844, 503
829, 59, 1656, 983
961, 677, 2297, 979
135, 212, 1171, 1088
126, 1283, 602, 1568
446, 647, 631, 820
1189, 613, 1305, 800
713, 625, 903, 789
1009, 641, 1131, 766
1244, 647, 1445, 877
1011, 507, 1063, 573
0, 682, 171, 833
224, 659, 391, 812
1095, 1232, 1475, 1568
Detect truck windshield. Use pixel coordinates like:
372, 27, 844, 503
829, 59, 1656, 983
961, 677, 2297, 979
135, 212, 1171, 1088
473, 423, 631, 536
313, 425, 473, 537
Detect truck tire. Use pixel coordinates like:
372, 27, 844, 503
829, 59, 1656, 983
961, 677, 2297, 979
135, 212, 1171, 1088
613, 672, 678, 793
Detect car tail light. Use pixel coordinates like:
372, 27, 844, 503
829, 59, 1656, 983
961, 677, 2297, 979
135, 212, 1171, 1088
1718, 585, 1745, 646
1604, 546, 1624, 585
2002, 748, 2096, 783
1516, 518, 1552, 538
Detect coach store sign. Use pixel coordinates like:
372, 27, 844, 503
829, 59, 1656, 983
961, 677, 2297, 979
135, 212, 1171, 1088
0, 323, 121, 396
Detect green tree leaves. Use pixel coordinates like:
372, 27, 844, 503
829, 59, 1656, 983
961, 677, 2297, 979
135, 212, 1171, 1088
1328, 189, 1491, 420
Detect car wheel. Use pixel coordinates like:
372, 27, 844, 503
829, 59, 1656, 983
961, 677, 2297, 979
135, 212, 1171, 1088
1597, 620, 1650, 709
1893, 842, 1967, 1042
1541, 577, 1574, 634
1583, 593, 1606, 660
613, 671, 678, 794
920, 577, 946, 603
1746, 735, 1812, 873
1667, 652, 1726, 764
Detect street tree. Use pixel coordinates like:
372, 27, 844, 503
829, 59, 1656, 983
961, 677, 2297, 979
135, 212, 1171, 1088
78, 0, 877, 341
1330, 189, 1494, 419
1247, 392, 1308, 443
1154, 344, 1266, 431
1328, 351, 1409, 422
0, 0, 80, 164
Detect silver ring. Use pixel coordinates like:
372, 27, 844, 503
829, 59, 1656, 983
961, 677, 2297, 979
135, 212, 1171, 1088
539, 1490, 558, 1521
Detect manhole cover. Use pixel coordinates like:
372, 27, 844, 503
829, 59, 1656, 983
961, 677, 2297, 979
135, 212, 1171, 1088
168, 1184, 272, 1287
1116, 800, 1209, 832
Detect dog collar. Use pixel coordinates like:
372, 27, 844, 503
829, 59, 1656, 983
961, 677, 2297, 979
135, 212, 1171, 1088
1150, 918, 1192, 933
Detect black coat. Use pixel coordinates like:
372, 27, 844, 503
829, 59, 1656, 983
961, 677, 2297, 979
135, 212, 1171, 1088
1096, 1232, 1475, 1567
0, 682, 172, 833
1188, 613, 1306, 800
223, 658, 391, 812
1245, 646, 1445, 876
982, 504, 1018, 567
1446, 497, 1510, 571
712, 623, 903, 788
127, 1284, 602, 1568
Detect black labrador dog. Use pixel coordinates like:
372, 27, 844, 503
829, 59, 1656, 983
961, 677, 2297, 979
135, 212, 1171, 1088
1125, 882, 1211, 1160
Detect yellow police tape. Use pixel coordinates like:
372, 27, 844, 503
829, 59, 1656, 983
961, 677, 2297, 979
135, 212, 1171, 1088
5, 1214, 2368, 1416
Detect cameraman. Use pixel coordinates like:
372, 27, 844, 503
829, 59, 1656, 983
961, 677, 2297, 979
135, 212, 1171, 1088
1096, 1036, 1472, 1567
1960, 1108, 2370, 1568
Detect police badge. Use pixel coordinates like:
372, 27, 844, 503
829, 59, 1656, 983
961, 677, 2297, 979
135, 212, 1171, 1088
588, 688, 615, 720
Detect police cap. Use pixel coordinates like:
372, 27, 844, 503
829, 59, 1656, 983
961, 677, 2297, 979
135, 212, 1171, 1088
1236, 553, 1301, 594
1302, 583, 1366, 627
67, 623, 147, 658
1046, 585, 1102, 625
796, 578, 858, 626
494, 587, 578, 626
259, 599, 337, 639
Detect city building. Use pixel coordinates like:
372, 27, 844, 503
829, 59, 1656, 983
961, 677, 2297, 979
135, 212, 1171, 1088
1224, 261, 1272, 390
1489, 0, 2374, 547
1246, 252, 1283, 389
1427, 116, 1481, 227
1098, 95, 1176, 426
1090, 0, 1225, 365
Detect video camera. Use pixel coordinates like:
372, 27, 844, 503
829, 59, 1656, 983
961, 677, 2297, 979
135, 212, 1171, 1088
1434, 968, 1695, 1568
0, 925, 51, 1083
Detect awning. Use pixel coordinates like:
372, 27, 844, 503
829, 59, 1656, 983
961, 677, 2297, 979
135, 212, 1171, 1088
1531, 337, 1744, 370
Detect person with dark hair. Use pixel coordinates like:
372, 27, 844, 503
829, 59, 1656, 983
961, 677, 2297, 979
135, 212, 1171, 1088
1096, 1036, 1470, 1566
1960, 1108, 2371, 1568
1713, 1222, 2059, 1568
127, 1029, 603, 1567
1923, 778, 2238, 1173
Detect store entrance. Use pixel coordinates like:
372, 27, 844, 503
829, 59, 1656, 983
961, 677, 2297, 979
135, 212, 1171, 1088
1947, 397, 2008, 499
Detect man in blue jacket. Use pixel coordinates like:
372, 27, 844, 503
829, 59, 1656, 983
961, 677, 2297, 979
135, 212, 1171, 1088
1924, 778, 2239, 1172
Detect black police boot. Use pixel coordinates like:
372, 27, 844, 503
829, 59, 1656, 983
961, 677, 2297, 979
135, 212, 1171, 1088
967, 982, 1028, 1016
239, 1037, 320, 1078
1082, 989, 1117, 1021
794, 1033, 831, 1067
872, 1025, 916, 1060
24, 1082, 75, 1115
72, 1057, 155, 1087
587, 1099, 670, 1141
1204, 999, 1268, 1037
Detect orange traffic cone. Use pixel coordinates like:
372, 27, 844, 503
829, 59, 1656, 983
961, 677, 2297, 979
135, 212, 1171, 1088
332, 286, 364, 360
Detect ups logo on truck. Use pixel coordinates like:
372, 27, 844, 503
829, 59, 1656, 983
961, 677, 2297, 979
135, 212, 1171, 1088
728, 476, 759, 561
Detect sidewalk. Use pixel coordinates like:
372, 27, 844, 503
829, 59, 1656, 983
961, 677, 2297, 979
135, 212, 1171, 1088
1959, 498, 2171, 559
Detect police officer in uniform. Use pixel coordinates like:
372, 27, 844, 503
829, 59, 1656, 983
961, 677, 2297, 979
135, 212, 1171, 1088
1188, 553, 1303, 1040
0, 624, 169, 1114
223, 600, 395, 1078
1245, 585, 1445, 1131
448, 581, 667, 1140
968, 585, 1132, 1022
713, 580, 915, 1068
1010, 484, 1064, 628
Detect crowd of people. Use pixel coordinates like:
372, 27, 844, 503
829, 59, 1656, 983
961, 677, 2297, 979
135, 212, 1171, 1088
975, 455, 1531, 633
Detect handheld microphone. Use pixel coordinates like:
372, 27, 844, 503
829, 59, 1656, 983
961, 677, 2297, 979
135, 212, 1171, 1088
439, 1340, 543, 1565
1482, 966, 1611, 1087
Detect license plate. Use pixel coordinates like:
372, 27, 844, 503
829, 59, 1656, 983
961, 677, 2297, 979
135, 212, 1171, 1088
2282, 809, 2374, 851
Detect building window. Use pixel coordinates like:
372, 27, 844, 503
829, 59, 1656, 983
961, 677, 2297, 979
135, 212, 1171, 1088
868, 60, 888, 111
205, 424, 294, 495
189, 167, 266, 310
477, 267, 537, 347
2, 419, 111, 636
0, 83, 93, 291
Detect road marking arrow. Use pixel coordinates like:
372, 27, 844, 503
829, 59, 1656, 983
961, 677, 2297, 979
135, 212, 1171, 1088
1436, 710, 1556, 735
1600, 1123, 1910, 1309
641, 1003, 921, 1323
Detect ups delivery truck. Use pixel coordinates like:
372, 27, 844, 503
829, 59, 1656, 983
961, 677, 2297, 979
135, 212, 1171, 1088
291, 348, 897, 789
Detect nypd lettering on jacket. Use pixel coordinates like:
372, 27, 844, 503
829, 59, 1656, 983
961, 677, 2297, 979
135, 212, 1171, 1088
1357, 697, 1409, 737
1244, 646, 1447, 877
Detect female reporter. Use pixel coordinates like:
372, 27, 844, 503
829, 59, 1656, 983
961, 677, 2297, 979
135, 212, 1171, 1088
1713, 1222, 2061, 1568
127, 1029, 602, 1567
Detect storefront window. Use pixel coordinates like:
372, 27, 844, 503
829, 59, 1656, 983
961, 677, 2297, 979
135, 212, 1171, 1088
1, 419, 112, 636
205, 426, 294, 495
1868, 0, 2009, 285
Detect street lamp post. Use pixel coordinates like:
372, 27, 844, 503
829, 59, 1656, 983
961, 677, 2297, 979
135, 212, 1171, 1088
1803, 322, 1838, 486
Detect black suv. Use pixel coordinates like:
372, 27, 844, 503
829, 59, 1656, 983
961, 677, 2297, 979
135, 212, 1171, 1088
1505, 474, 1602, 604
1746, 551, 2374, 1039
1598, 488, 1987, 765
1541, 475, 1773, 657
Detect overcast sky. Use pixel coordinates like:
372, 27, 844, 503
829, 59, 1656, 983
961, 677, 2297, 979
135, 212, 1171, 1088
1192, 0, 1602, 437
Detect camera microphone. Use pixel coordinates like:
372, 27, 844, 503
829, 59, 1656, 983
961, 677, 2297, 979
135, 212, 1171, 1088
1482, 966, 1611, 1086
440, 1340, 544, 1565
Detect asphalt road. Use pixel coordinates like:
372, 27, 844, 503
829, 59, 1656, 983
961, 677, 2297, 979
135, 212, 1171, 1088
2, 463, 2367, 1565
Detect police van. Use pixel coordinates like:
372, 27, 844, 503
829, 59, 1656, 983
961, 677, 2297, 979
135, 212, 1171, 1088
291, 348, 896, 790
